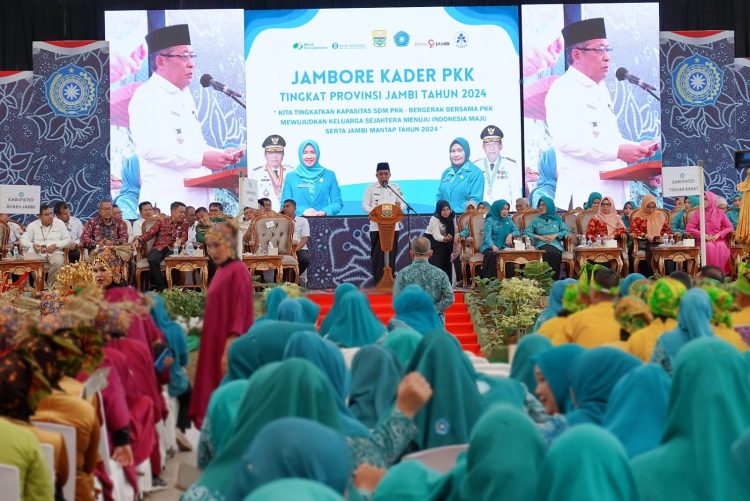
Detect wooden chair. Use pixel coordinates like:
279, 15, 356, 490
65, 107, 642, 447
250, 213, 298, 283
0, 220, 9, 260
465, 213, 486, 286
511, 211, 526, 230
630, 207, 671, 274
457, 209, 476, 285
135, 218, 166, 291
577, 209, 629, 275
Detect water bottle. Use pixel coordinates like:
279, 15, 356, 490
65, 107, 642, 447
597, 234, 603, 247
12, 247, 19, 259
669, 235, 675, 246
585, 236, 591, 247
173, 243, 179, 256
663, 233, 668, 246
185, 241, 194, 256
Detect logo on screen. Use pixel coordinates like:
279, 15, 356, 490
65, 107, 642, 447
394, 31, 410, 47
671, 54, 723, 107
427, 39, 451, 49
455, 32, 468, 48
372, 30, 387, 47
44, 64, 98, 118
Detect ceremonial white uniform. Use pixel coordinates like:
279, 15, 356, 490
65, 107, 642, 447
545, 66, 634, 209
129, 73, 217, 209
55, 216, 83, 246
362, 182, 404, 231
472, 155, 521, 203
251, 164, 295, 211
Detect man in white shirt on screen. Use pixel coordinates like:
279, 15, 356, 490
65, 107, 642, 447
472, 125, 521, 203
282, 199, 311, 282
252, 135, 295, 211
21, 204, 71, 287
362, 162, 404, 286
128, 24, 243, 209
545, 17, 654, 209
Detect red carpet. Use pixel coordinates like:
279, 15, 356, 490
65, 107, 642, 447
307, 291, 481, 355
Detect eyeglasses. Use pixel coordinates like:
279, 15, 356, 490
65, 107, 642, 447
577, 47, 613, 56
160, 53, 198, 62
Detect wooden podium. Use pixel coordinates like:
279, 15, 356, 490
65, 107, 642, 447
369, 203, 404, 289
599, 160, 662, 182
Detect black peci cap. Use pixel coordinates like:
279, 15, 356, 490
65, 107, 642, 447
146, 24, 192, 54
561, 18, 607, 46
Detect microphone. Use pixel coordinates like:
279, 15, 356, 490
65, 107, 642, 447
616, 67, 657, 92
200, 74, 243, 98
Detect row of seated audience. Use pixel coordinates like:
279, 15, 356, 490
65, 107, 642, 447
3, 210, 750, 500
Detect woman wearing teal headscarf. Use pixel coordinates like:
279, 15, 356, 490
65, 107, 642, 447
524, 196, 568, 277
349, 346, 403, 428
298, 297, 321, 325
319, 283, 358, 336
406, 331, 486, 449
632, 338, 750, 501
583, 191, 602, 210
275, 298, 306, 323
280, 139, 343, 216
283, 331, 418, 467
325, 292, 386, 348
533, 278, 576, 330
224, 320, 311, 383
256, 287, 287, 324
436, 137, 485, 212
226, 418, 352, 500
650, 288, 714, 376
619, 272, 646, 297
622, 200, 636, 231
389, 285, 443, 334
566, 347, 641, 426
244, 479, 343, 501
727, 192, 742, 228
603, 364, 671, 459
480, 199, 520, 279
509, 334, 552, 393
670, 195, 699, 237
149, 292, 190, 398
184, 360, 343, 501
536, 425, 640, 501
530, 148, 557, 208
382, 327, 422, 367
197, 380, 248, 469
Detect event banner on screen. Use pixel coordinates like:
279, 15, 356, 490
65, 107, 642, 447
245, 7, 521, 214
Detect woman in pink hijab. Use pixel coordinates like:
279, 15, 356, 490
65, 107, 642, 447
686, 191, 733, 272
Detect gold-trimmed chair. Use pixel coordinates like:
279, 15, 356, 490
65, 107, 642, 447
135, 217, 166, 291
250, 213, 298, 283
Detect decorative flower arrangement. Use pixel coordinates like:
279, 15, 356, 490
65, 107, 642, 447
254, 282, 303, 318
160, 288, 206, 334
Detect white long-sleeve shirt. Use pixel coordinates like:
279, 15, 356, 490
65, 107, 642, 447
55, 216, 83, 246
362, 182, 404, 232
21, 219, 71, 253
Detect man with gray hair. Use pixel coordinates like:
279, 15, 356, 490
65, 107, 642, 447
515, 197, 531, 212
393, 236, 455, 320
80, 200, 130, 251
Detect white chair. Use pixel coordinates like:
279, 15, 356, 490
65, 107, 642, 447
95, 392, 134, 501
403, 444, 469, 473
31, 421, 76, 501
0, 464, 20, 501
40, 443, 55, 488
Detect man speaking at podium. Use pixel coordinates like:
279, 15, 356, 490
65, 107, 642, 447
129, 24, 243, 210
545, 18, 654, 209
363, 162, 404, 285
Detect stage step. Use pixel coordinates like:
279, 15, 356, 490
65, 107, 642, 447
307, 290, 480, 356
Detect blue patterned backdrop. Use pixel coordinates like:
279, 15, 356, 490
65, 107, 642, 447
660, 32, 742, 201
730, 59, 750, 177
0, 42, 110, 222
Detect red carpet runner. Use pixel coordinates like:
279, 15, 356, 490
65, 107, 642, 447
307, 291, 481, 355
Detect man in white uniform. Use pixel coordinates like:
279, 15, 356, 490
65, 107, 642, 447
53, 201, 83, 262
282, 199, 311, 281
545, 18, 654, 209
362, 162, 405, 285
128, 24, 243, 209
472, 125, 521, 203
21, 204, 71, 287
251, 135, 295, 211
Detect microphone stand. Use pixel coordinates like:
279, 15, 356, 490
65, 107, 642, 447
642, 86, 660, 102
384, 182, 416, 263
228, 94, 246, 109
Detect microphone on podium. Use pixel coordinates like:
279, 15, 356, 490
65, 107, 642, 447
200, 74, 243, 98
615, 67, 657, 91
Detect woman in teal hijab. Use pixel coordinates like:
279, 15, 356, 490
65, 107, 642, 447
524, 196, 568, 277
536, 425, 639, 501
185, 360, 343, 501
382, 327, 422, 367
622, 200, 636, 231
533, 279, 577, 330
275, 298, 306, 323
298, 297, 321, 325
325, 292, 386, 347
619, 272, 646, 297
149, 292, 189, 398
727, 192, 742, 228
603, 364, 671, 459
390, 285, 443, 334
650, 288, 714, 375
567, 347, 641, 426
583, 191, 602, 210
509, 334, 552, 393
226, 418, 352, 500
280, 139, 343, 216
349, 346, 402, 428
632, 338, 750, 501
224, 320, 311, 383
480, 199, 520, 279
197, 380, 249, 469
256, 287, 287, 323
319, 283, 358, 336
244, 479, 343, 501
531, 344, 585, 414
670, 195, 699, 236
406, 331, 485, 448
436, 137, 485, 212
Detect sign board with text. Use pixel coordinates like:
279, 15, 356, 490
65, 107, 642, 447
661, 166, 702, 197
0, 185, 41, 214
240, 177, 259, 208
